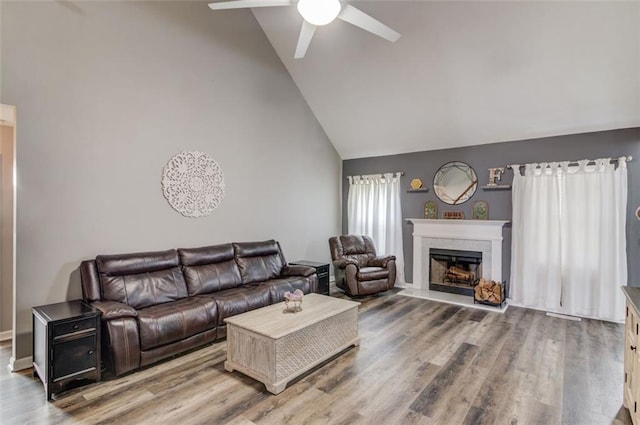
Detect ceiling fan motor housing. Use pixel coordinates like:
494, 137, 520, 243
297, 0, 341, 26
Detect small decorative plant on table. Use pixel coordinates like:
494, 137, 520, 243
283, 289, 304, 313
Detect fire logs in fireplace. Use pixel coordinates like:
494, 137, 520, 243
474, 279, 505, 306
445, 266, 475, 284
429, 248, 482, 296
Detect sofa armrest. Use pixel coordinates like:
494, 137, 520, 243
281, 265, 316, 277
92, 301, 138, 320
368, 255, 396, 268
333, 258, 359, 269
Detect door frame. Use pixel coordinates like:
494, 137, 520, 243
0, 104, 16, 351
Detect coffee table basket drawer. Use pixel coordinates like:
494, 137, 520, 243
275, 308, 358, 381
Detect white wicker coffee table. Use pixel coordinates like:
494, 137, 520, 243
224, 293, 360, 394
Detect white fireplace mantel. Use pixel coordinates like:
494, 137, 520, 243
407, 219, 509, 288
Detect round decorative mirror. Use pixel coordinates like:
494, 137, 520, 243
433, 161, 478, 205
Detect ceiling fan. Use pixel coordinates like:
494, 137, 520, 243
208, 0, 401, 59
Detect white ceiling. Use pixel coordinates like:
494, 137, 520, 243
248, 1, 640, 159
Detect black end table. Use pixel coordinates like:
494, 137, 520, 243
290, 260, 330, 296
32, 300, 101, 400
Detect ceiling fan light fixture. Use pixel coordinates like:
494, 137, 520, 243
297, 0, 341, 26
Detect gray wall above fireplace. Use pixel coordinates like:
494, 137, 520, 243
342, 127, 640, 286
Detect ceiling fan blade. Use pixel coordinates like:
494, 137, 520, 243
208, 0, 291, 10
337, 4, 401, 42
294, 21, 316, 59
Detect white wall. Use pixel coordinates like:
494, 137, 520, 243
0, 1, 341, 360
255, 1, 640, 158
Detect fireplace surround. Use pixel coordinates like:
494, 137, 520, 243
407, 219, 508, 295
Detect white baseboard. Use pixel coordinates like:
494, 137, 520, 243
8, 355, 32, 372
0, 330, 11, 341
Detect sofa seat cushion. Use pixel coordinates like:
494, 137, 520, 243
137, 297, 218, 350
258, 277, 313, 303
206, 286, 271, 325
357, 267, 389, 281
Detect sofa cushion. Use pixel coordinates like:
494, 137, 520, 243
178, 244, 234, 267
97, 249, 180, 275
137, 297, 218, 350
182, 262, 243, 296
179, 244, 242, 295
330, 235, 376, 267
206, 286, 271, 325
101, 267, 188, 310
96, 250, 188, 309
357, 266, 389, 281
233, 240, 285, 284
259, 277, 313, 303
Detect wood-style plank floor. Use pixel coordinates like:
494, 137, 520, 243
0, 288, 633, 425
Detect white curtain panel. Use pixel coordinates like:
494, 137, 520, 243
510, 158, 628, 322
510, 163, 563, 311
561, 159, 627, 320
347, 173, 405, 284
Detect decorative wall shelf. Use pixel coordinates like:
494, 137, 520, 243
407, 188, 429, 193
482, 185, 511, 191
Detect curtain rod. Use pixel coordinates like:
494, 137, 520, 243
346, 172, 404, 180
506, 156, 632, 170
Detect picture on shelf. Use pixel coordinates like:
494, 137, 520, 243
424, 201, 437, 219
442, 211, 464, 220
472, 200, 489, 220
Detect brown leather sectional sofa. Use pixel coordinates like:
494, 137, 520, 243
80, 240, 318, 377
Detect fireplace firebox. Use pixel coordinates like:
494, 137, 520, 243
429, 248, 482, 296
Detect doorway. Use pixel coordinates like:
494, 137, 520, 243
0, 104, 16, 343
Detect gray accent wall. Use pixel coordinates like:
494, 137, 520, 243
343, 128, 640, 287
1, 2, 341, 360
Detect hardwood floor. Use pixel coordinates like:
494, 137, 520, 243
0, 289, 634, 425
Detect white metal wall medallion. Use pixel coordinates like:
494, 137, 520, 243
162, 151, 225, 218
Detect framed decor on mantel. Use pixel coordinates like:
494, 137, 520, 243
424, 201, 437, 219
472, 200, 489, 220
442, 211, 464, 220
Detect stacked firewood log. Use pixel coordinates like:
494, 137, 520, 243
445, 266, 474, 283
474, 278, 504, 304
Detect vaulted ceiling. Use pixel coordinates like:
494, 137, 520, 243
230, 1, 640, 159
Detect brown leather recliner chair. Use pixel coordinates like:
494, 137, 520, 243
329, 235, 397, 296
